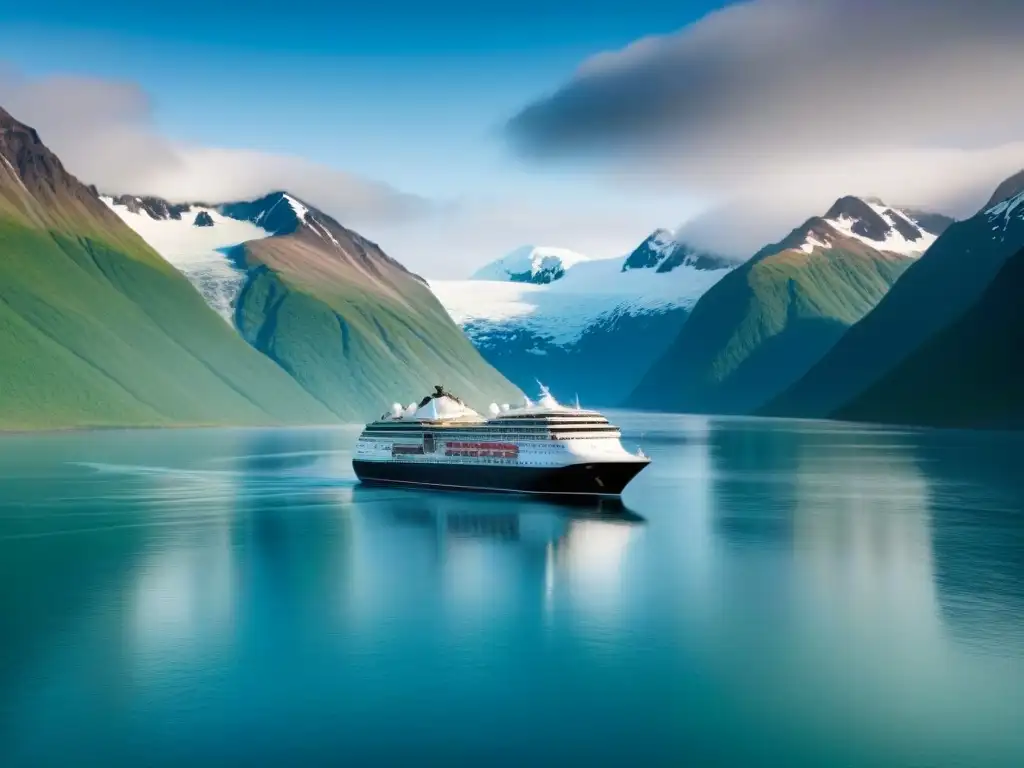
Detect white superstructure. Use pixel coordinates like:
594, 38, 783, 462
355, 385, 646, 471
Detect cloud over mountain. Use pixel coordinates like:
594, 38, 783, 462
0, 66, 671, 276
506, 0, 1024, 243
0, 67, 431, 227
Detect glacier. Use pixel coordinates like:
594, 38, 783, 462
103, 197, 272, 324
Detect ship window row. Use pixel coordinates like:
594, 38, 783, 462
365, 423, 611, 432
363, 427, 617, 438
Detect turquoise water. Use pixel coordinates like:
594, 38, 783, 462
1, 414, 1023, 766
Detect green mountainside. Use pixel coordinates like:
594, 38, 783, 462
226, 198, 521, 418
0, 106, 335, 429
763, 172, 1024, 419
625, 198, 942, 414
834, 245, 1024, 429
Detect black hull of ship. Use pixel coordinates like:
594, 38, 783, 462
352, 459, 649, 497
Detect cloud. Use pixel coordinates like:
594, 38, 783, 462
368, 196, 663, 279
506, 0, 1024, 246
0, 67, 431, 227
0, 66, 665, 275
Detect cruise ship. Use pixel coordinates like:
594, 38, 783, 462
353, 385, 650, 497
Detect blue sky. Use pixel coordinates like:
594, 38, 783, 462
11, 1, 1016, 275
0, 1, 733, 274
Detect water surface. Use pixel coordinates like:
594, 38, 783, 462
1, 415, 1023, 766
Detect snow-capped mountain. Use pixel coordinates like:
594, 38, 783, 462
791, 196, 949, 256
104, 191, 394, 322
105, 189, 518, 418
471, 245, 589, 284
429, 232, 738, 404
762, 172, 1024, 421
104, 194, 275, 322
627, 196, 953, 417
622, 228, 737, 273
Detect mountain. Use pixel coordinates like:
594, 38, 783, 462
626, 197, 951, 415
622, 229, 737, 273
834, 244, 1024, 429
763, 172, 1024, 419
106, 191, 520, 418
0, 106, 335, 429
471, 245, 589, 284
429, 231, 737, 405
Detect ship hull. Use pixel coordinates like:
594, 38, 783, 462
352, 459, 649, 497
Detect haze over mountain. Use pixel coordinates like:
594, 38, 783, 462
106, 190, 520, 419
764, 171, 1024, 420
430, 230, 738, 405
0, 106, 335, 429
627, 197, 952, 415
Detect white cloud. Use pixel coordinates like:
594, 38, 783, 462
0, 68, 430, 227
369, 196, 663, 278
0, 66, 680, 276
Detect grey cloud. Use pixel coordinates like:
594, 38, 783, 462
0, 68, 431, 227
510, 0, 1024, 158
506, 0, 1024, 240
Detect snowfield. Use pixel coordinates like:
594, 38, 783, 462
827, 201, 938, 256
430, 254, 733, 347
797, 199, 939, 257
103, 198, 272, 323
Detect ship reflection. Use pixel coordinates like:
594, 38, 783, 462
345, 486, 645, 619
351, 485, 644, 540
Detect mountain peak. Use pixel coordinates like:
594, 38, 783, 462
109, 194, 193, 221
784, 196, 945, 257
472, 245, 589, 284
219, 191, 308, 236
823, 196, 894, 241
0, 104, 137, 235
622, 228, 736, 274
984, 170, 1024, 212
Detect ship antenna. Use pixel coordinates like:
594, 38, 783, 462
574, 393, 580, 410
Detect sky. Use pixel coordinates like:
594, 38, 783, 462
2, 1, 1024, 274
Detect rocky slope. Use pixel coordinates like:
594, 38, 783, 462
763, 173, 1023, 419
627, 197, 952, 415
106, 191, 520, 418
0, 106, 335, 429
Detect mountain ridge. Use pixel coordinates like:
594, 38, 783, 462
105, 189, 520, 418
762, 172, 1024, 420
431, 235, 736, 405
626, 196, 947, 415
0, 105, 338, 429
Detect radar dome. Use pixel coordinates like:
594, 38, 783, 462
390, 403, 402, 418
500, 403, 511, 412
488, 403, 500, 416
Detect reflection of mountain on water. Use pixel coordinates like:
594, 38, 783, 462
703, 418, 1024, 656
791, 434, 941, 639
705, 419, 943, 637
915, 430, 1024, 654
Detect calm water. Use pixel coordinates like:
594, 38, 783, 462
1, 414, 1023, 767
